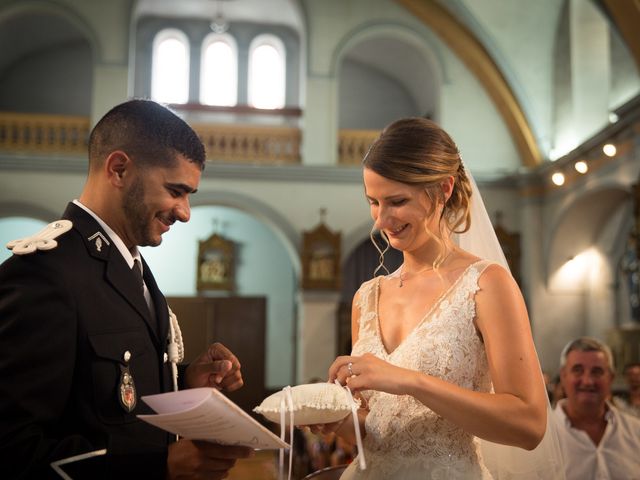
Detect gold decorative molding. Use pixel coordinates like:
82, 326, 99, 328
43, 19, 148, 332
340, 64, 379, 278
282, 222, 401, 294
395, 0, 541, 167
602, 0, 640, 73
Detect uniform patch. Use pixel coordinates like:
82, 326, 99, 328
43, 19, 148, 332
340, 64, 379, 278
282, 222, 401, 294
6, 220, 72, 255
118, 366, 137, 413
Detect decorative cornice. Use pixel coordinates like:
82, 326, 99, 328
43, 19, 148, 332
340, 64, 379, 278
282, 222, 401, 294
0, 154, 366, 183
200, 163, 364, 183
0, 152, 515, 186
0, 154, 87, 173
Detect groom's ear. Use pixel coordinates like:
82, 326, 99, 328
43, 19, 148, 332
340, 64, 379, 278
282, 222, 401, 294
440, 176, 455, 202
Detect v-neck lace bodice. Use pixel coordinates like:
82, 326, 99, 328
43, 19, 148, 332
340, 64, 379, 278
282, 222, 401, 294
374, 261, 480, 357
342, 260, 495, 479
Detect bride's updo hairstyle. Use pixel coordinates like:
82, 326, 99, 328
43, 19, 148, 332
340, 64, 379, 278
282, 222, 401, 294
363, 117, 473, 236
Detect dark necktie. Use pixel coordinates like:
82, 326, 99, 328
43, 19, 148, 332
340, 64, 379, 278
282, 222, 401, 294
132, 259, 144, 294
132, 259, 157, 332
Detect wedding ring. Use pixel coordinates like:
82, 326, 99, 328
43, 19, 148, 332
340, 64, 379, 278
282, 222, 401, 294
347, 362, 354, 376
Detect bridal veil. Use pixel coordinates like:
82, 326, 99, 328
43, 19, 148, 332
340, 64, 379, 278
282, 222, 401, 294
456, 169, 566, 479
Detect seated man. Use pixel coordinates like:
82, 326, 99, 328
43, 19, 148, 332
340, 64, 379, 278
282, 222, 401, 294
553, 337, 640, 480
612, 362, 640, 417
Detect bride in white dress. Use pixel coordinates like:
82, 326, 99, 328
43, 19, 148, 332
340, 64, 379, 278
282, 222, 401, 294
318, 118, 562, 479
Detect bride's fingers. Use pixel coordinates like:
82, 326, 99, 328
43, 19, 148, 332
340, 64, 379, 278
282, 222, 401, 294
337, 362, 359, 385
328, 355, 357, 381
345, 373, 366, 392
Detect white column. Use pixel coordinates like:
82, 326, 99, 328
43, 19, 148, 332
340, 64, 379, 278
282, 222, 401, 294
302, 75, 338, 165
298, 291, 340, 383
90, 64, 129, 124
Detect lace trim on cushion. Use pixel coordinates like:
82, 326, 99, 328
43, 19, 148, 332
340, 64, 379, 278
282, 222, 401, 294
350, 260, 495, 478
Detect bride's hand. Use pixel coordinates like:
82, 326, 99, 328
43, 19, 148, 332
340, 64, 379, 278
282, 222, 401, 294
301, 408, 367, 444
329, 353, 413, 395
302, 416, 350, 437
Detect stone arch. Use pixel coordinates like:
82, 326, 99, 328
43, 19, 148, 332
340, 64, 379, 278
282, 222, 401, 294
545, 183, 630, 288
191, 189, 301, 275
0, 1, 97, 115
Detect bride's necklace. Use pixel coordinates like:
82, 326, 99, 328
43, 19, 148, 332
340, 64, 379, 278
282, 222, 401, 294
399, 250, 453, 288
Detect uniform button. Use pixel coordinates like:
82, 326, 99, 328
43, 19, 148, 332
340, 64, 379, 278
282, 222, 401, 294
163, 352, 168, 363
123, 350, 131, 362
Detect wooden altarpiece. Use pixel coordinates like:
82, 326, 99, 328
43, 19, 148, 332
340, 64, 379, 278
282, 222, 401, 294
301, 216, 341, 291
197, 232, 236, 293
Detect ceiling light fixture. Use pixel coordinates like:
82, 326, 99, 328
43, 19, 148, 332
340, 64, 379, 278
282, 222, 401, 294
552, 172, 565, 186
602, 143, 617, 157
574, 161, 588, 174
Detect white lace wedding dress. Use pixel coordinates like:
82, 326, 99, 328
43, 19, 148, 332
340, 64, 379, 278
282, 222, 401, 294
341, 260, 495, 480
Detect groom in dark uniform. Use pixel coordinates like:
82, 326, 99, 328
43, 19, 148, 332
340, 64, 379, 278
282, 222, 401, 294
0, 100, 253, 479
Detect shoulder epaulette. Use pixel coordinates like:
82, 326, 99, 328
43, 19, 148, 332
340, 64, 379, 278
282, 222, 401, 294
6, 220, 73, 255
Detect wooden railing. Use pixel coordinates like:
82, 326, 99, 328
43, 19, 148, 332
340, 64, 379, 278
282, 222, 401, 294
0, 112, 90, 154
338, 129, 380, 165
0, 112, 303, 165
0, 111, 380, 166
194, 123, 301, 164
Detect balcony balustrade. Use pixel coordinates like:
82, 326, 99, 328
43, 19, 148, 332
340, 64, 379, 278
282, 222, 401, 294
0, 111, 378, 166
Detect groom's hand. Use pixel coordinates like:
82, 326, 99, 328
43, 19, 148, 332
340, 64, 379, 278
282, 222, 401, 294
184, 342, 243, 391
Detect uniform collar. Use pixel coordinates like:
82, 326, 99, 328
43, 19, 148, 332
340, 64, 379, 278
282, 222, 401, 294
72, 199, 141, 270
64, 202, 162, 344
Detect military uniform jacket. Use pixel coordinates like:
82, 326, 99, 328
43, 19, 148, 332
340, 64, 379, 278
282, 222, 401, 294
0, 203, 175, 479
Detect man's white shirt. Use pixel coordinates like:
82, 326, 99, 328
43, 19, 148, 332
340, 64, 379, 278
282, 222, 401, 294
553, 399, 640, 480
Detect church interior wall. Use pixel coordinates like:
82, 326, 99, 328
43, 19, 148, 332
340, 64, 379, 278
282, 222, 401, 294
439, 56, 521, 176
140, 205, 297, 388
457, 0, 562, 154
338, 59, 418, 130
0, 41, 92, 115
0, 0, 639, 385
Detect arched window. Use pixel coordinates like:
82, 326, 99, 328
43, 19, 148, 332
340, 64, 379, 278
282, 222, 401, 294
248, 35, 286, 109
151, 29, 189, 104
200, 33, 237, 106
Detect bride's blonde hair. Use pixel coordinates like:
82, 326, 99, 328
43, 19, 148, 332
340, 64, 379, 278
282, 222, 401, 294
363, 117, 473, 270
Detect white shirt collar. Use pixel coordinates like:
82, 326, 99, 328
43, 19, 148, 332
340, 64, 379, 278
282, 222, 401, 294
555, 398, 615, 426
73, 199, 142, 271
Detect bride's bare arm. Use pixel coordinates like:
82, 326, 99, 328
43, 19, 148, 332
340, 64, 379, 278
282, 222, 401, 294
329, 264, 546, 450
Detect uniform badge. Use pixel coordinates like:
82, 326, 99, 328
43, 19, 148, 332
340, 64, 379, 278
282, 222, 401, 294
7, 220, 72, 255
87, 231, 110, 252
118, 365, 137, 413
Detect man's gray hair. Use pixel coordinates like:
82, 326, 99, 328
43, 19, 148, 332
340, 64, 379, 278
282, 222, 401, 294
559, 337, 615, 372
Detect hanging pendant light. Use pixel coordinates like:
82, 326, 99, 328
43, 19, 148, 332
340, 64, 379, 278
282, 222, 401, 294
210, 0, 229, 33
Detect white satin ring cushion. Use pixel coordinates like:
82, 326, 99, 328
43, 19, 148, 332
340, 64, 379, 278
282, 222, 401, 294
253, 382, 359, 425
